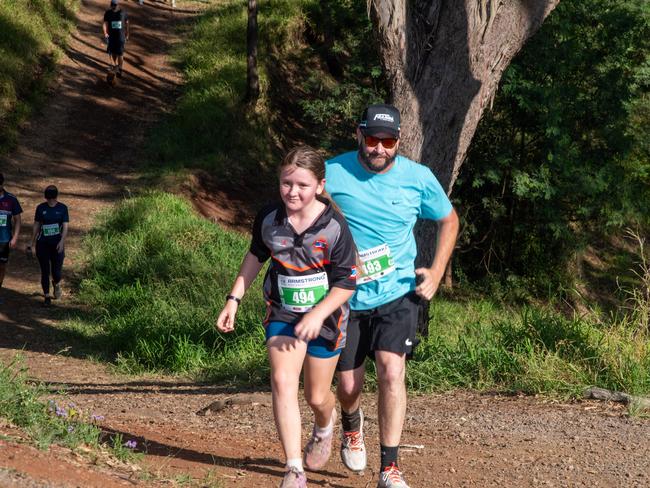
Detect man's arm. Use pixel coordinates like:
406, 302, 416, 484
102, 20, 109, 38
415, 208, 459, 300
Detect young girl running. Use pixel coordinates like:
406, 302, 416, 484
27, 185, 69, 306
216, 146, 357, 488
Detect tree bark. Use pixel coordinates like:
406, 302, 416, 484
370, 0, 559, 192
369, 1, 559, 324
246, 0, 260, 103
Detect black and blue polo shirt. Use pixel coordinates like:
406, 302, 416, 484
34, 202, 69, 246
249, 198, 357, 350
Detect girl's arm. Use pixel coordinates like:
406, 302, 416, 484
294, 286, 354, 342
215, 251, 266, 333
29, 221, 41, 252
57, 222, 69, 253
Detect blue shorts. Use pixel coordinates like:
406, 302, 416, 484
265, 321, 342, 359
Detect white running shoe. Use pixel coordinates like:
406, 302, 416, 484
340, 408, 366, 472
377, 463, 410, 488
53, 282, 62, 299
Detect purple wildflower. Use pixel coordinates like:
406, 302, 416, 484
91, 414, 105, 422
124, 440, 137, 449
55, 406, 68, 417
67, 425, 75, 433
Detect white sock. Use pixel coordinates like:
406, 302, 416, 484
315, 416, 334, 437
286, 458, 303, 472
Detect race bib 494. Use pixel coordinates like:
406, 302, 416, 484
278, 272, 329, 312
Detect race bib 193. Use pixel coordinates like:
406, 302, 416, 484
0, 214, 7, 227
357, 243, 396, 284
278, 272, 329, 312
42, 223, 60, 237
111, 21, 122, 29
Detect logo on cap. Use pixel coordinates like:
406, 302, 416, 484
374, 113, 394, 123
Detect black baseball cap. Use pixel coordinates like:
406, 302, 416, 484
359, 103, 400, 138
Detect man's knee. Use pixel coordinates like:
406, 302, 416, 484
337, 369, 364, 405
376, 353, 406, 389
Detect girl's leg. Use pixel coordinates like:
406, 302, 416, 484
267, 336, 307, 464
35, 243, 51, 296
51, 249, 64, 299
303, 354, 339, 427
302, 353, 339, 470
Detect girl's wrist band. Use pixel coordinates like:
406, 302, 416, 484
226, 295, 241, 304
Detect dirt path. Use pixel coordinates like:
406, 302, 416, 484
1, 1, 650, 487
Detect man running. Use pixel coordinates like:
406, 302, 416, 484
0, 173, 23, 304
103, 0, 129, 77
326, 104, 459, 487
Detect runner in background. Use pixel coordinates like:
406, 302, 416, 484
27, 186, 69, 306
216, 146, 357, 488
102, 0, 129, 77
0, 173, 23, 305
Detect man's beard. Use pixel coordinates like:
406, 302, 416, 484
358, 141, 396, 173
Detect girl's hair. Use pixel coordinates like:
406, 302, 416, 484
279, 145, 325, 181
279, 145, 339, 207
280, 145, 362, 269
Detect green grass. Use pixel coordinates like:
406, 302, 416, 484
144, 0, 303, 182
68, 192, 269, 381
0, 356, 99, 449
0, 0, 78, 152
67, 192, 650, 397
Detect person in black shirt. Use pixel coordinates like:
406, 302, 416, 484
28, 186, 69, 306
102, 0, 129, 77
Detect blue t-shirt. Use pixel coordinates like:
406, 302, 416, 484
0, 192, 23, 243
325, 152, 452, 310
34, 202, 69, 245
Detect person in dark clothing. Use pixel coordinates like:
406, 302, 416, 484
28, 186, 69, 306
0, 173, 23, 305
102, 0, 129, 77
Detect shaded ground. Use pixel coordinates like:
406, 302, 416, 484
0, 0, 649, 487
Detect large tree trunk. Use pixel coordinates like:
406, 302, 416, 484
371, 0, 559, 191
369, 0, 559, 321
246, 0, 260, 103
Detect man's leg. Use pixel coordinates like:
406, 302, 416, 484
375, 350, 406, 448
0, 243, 9, 303
337, 365, 365, 414
336, 312, 370, 472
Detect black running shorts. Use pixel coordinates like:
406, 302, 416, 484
0, 242, 9, 263
337, 292, 421, 372
108, 38, 125, 55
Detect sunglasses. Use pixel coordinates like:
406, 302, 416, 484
364, 135, 398, 149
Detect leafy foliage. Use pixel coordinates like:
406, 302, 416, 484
270, 0, 388, 152
455, 0, 650, 290
0, 0, 78, 152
